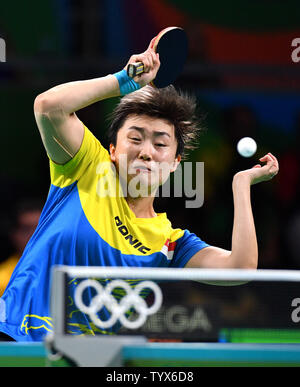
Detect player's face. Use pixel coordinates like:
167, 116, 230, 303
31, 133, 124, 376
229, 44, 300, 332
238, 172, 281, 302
110, 114, 181, 195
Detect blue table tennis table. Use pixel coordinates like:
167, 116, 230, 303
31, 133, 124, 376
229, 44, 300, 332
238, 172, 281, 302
1, 341, 300, 367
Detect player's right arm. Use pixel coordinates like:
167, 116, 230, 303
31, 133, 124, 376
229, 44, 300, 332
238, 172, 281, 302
34, 39, 159, 165
33, 75, 120, 165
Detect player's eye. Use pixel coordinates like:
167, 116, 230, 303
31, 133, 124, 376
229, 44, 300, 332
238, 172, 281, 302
130, 137, 141, 142
155, 143, 167, 147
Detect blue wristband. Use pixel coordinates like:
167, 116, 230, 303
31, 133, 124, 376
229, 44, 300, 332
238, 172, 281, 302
114, 69, 141, 96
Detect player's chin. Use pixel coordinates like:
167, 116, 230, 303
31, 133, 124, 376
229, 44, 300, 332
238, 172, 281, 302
137, 174, 160, 188
127, 173, 160, 196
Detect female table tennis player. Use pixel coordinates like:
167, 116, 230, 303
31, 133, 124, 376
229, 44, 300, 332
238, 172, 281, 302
0, 39, 279, 342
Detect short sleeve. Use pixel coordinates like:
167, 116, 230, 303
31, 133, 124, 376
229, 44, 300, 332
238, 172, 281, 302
170, 229, 210, 268
50, 124, 109, 188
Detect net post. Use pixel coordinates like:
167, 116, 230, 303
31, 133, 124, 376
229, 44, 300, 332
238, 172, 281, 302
50, 266, 68, 336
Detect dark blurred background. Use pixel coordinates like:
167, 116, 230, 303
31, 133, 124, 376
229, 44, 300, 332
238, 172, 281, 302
0, 0, 300, 275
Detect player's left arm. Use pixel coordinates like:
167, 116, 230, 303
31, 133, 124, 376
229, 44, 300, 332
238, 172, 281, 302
185, 153, 279, 269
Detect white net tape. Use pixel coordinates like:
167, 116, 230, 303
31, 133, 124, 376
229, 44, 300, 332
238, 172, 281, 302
61, 266, 300, 282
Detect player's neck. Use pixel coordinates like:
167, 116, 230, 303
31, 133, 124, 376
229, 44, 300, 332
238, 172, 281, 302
126, 196, 156, 218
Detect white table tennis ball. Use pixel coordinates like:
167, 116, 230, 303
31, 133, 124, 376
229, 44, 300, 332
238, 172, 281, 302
237, 137, 257, 157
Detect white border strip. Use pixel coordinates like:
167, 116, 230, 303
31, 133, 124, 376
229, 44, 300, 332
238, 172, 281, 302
55, 266, 300, 283
0, 298, 6, 322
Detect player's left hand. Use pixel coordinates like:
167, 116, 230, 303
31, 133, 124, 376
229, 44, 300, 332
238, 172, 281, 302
235, 152, 279, 185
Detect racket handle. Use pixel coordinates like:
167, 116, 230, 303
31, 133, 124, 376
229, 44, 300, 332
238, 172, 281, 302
127, 62, 144, 78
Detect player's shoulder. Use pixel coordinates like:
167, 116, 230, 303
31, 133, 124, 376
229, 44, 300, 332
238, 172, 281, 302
169, 227, 185, 243
50, 123, 110, 188
170, 227, 205, 246
82, 124, 109, 160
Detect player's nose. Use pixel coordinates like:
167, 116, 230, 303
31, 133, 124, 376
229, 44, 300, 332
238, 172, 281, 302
138, 142, 153, 161
138, 152, 152, 162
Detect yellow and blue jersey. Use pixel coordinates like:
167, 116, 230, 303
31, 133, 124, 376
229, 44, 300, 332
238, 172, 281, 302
0, 124, 209, 341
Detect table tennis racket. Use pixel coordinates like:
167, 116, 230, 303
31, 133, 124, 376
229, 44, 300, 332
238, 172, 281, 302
127, 26, 188, 88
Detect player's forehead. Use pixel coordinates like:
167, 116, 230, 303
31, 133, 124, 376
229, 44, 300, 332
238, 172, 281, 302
120, 114, 176, 139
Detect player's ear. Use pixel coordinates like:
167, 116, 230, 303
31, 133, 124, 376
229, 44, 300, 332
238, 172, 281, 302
170, 154, 181, 173
109, 143, 116, 162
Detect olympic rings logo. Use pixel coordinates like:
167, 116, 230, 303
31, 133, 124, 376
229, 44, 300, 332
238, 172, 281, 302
74, 279, 163, 329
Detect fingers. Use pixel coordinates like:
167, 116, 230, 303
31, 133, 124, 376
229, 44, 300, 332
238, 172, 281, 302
148, 37, 157, 50
132, 35, 160, 72
259, 152, 278, 165
258, 152, 279, 178
268, 152, 279, 170
259, 153, 272, 163
142, 48, 159, 73
128, 49, 159, 74
141, 51, 153, 73
125, 37, 161, 86
268, 153, 279, 177
147, 49, 159, 70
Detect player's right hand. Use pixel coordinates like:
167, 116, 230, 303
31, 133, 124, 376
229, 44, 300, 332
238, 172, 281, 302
124, 38, 160, 87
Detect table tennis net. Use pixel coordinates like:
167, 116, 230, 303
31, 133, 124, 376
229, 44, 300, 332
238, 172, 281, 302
51, 266, 300, 343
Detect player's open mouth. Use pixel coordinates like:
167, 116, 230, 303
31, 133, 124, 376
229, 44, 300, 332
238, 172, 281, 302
136, 167, 151, 172
132, 164, 153, 173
